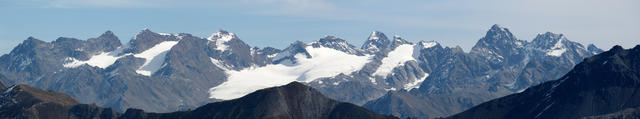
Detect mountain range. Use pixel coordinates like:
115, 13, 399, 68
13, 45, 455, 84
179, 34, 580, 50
447, 45, 640, 119
0, 24, 604, 118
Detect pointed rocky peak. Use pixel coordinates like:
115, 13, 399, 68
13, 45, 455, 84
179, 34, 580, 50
87, 30, 122, 52
485, 24, 515, 40
134, 28, 156, 39
22, 37, 46, 45
132, 28, 180, 40
313, 35, 350, 48
256, 46, 281, 58
369, 30, 388, 41
272, 41, 312, 64
207, 30, 241, 51
450, 45, 465, 53
588, 44, 604, 54
609, 45, 624, 53
530, 32, 597, 57
311, 35, 364, 55
470, 24, 525, 61
319, 35, 345, 43
531, 32, 566, 49
390, 35, 411, 48
472, 24, 520, 50
207, 30, 237, 41
362, 30, 391, 52
7, 37, 47, 56
280, 81, 310, 91
101, 30, 115, 37
126, 29, 181, 54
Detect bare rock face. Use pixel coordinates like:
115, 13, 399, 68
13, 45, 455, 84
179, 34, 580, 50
447, 45, 640, 119
364, 25, 603, 119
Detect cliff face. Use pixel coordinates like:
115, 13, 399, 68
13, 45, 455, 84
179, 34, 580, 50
447, 45, 640, 119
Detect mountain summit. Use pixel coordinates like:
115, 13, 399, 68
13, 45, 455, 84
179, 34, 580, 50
362, 31, 391, 53
448, 45, 640, 119
0, 25, 603, 116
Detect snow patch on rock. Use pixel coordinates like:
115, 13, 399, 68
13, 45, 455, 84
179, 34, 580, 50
63, 46, 127, 68
373, 44, 417, 77
207, 31, 235, 51
546, 37, 566, 57
403, 73, 429, 91
134, 41, 180, 76
420, 41, 438, 49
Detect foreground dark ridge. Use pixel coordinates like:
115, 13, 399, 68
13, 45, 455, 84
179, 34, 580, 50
0, 80, 396, 119
120, 82, 396, 119
446, 45, 640, 119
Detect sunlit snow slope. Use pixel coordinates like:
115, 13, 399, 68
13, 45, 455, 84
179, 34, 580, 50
373, 44, 417, 77
209, 46, 372, 100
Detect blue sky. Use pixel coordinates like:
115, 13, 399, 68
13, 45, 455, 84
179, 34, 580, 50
0, 0, 638, 54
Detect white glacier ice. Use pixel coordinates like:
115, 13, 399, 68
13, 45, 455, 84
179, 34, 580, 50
209, 46, 372, 100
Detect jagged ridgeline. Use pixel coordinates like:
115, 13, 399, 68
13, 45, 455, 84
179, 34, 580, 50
0, 25, 602, 119
447, 45, 640, 119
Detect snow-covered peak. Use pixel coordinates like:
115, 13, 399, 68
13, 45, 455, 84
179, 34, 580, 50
362, 30, 391, 52
418, 41, 439, 49
207, 30, 236, 41
531, 32, 568, 57
207, 30, 237, 51
369, 31, 383, 40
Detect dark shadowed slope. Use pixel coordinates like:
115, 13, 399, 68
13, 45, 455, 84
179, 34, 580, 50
447, 45, 640, 119
0, 79, 395, 119
120, 82, 397, 119
0, 81, 118, 119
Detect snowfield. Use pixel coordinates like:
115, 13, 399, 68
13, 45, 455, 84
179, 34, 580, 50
209, 46, 373, 100
134, 41, 180, 76
63, 41, 180, 77
64, 51, 124, 69
208, 31, 235, 51
373, 44, 417, 77
546, 36, 567, 57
